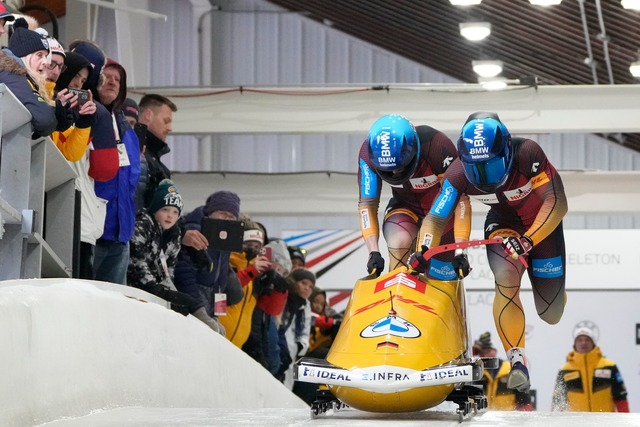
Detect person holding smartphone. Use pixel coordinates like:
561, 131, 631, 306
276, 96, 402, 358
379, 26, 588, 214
50, 50, 102, 279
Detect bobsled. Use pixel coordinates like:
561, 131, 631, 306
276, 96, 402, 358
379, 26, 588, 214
294, 238, 503, 419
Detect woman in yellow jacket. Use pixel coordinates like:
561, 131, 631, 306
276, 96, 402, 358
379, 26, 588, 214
221, 222, 288, 347
551, 327, 629, 412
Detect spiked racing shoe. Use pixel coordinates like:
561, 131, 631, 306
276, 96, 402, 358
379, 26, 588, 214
506, 362, 530, 392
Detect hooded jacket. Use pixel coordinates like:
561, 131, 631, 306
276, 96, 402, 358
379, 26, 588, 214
93, 58, 140, 243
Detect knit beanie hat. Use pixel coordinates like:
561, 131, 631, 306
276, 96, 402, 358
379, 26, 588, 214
203, 191, 240, 218
148, 179, 183, 215
69, 40, 105, 91
288, 246, 306, 265
264, 239, 292, 273
243, 221, 265, 245
122, 98, 139, 122
473, 331, 495, 350
47, 36, 65, 58
290, 268, 316, 286
573, 326, 596, 345
54, 51, 92, 92
8, 18, 49, 58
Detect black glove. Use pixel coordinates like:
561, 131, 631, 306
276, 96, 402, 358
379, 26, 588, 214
502, 235, 533, 260
74, 109, 96, 129
367, 251, 385, 277
451, 253, 471, 278
54, 98, 75, 132
408, 245, 430, 275
271, 272, 289, 293
152, 284, 197, 316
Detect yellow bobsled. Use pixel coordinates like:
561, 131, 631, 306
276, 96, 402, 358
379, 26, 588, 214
294, 239, 502, 419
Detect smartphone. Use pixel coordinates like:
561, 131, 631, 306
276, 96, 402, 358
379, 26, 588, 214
260, 246, 272, 262
68, 88, 89, 107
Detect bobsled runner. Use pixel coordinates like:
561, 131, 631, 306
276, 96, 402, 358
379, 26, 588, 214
294, 238, 503, 421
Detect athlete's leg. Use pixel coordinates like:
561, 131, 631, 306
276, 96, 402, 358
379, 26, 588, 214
486, 236, 527, 350
527, 223, 566, 325
382, 208, 419, 271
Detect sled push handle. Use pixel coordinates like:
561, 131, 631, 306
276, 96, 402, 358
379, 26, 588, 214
422, 237, 529, 268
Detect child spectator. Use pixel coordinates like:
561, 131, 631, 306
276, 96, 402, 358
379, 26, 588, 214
127, 179, 224, 334
288, 246, 307, 271
277, 268, 316, 389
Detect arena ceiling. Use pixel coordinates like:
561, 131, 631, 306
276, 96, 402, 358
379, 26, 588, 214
266, 0, 640, 151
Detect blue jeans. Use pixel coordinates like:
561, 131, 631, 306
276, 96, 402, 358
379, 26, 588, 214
93, 239, 130, 285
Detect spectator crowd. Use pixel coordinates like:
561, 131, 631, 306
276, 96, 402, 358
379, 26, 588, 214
0, 6, 340, 401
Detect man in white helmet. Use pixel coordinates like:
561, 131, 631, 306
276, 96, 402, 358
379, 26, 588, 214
551, 326, 629, 413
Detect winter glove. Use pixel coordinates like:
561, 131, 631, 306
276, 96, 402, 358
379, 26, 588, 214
74, 109, 96, 129
271, 272, 289, 293
366, 251, 385, 277
451, 253, 471, 278
502, 235, 533, 260
54, 98, 75, 132
408, 245, 430, 275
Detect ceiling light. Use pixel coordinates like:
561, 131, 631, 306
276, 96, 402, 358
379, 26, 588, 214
621, 0, 640, 10
450, 0, 482, 6
479, 77, 508, 91
529, 0, 562, 6
459, 22, 491, 41
472, 60, 503, 77
630, 61, 640, 78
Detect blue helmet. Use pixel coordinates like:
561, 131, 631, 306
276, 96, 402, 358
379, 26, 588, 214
457, 112, 513, 191
367, 114, 420, 185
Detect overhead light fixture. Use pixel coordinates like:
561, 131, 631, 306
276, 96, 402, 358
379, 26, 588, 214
479, 77, 508, 91
630, 61, 640, 77
472, 60, 503, 77
450, 0, 482, 6
529, 0, 562, 6
459, 22, 491, 41
621, 0, 640, 9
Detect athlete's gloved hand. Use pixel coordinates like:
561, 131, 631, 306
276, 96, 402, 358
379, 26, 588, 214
502, 235, 533, 260
367, 251, 385, 277
408, 245, 430, 275
452, 253, 471, 278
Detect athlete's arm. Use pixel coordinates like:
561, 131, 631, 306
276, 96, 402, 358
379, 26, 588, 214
358, 157, 383, 252
416, 177, 462, 250
523, 154, 568, 246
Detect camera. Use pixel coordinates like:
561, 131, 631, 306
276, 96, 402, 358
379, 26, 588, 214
68, 88, 89, 107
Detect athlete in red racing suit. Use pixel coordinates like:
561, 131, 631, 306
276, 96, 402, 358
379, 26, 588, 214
411, 112, 568, 393
358, 114, 470, 279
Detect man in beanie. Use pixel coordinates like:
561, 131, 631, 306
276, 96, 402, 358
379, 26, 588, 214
473, 331, 533, 411
174, 190, 245, 336
552, 326, 629, 412
126, 180, 225, 335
